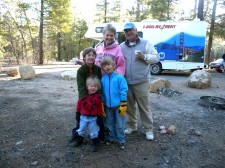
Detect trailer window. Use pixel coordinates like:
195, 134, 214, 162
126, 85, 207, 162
116, 32, 143, 44
95, 27, 104, 33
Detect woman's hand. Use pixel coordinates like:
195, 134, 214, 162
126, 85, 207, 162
76, 59, 85, 65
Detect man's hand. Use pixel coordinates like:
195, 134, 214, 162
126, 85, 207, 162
135, 51, 145, 60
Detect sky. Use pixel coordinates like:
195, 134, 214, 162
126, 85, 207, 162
9, 0, 221, 24
71, 0, 196, 23
71, 0, 135, 23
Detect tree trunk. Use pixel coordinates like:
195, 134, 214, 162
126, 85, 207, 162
39, 0, 44, 64
5, 15, 20, 64
206, 0, 217, 66
10, 39, 19, 64
197, 0, 204, 20
136, 0, 140, 21
0, 63, 2, 72
104, 0, 107, 23
23, 8, 36, 64
8, 12, 28, 64
57, 32, 62, 61
20, 31, 28, 63
166, 0, 170, 21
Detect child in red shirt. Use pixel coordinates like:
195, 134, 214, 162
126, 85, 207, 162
74, 76, 102, 152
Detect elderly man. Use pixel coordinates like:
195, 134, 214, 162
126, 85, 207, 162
120, 22, 160, 140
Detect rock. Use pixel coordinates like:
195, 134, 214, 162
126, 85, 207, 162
31, 161, 38, 166
159, 125, 166, 130
187, 137, 200, 145
187, 70, 211, 89
167, 125, 176, 135
19, 65, 35, 80
6, 68, 19, 77
15, 141, 23, 145
150, 78, 171, 93
193, 130, 202, 136
157, 88, 183, 97
160, 129, 167, 134
159, 125, 167, 134
61, 70, 77, 80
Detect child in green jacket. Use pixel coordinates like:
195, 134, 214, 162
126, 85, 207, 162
69, 47, 105, 143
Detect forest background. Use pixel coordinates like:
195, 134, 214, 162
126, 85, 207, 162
0, 0, 224, 66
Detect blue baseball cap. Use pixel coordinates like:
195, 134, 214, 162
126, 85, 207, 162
123, 22, 136, 30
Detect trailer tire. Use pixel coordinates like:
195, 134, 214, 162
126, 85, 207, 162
150, 62, 162, 75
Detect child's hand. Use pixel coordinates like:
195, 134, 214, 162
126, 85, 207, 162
119, 101, 127, 116
114, 70, 118, 74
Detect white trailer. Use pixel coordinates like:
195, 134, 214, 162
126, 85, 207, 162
85, 20, 208, 74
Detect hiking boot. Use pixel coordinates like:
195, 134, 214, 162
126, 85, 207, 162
69, 135, 77, 143
74, 136, 84, 147
91, 138, 99, 152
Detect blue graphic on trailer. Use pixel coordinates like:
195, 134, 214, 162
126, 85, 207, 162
154, 33, 206, 61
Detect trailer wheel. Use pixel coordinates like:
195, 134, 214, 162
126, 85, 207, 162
151, 62, 162, 75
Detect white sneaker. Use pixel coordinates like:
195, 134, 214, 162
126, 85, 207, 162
124, 128, 137, 134
146, 132, 154, 140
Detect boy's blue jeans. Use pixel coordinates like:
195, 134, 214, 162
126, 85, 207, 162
106, 108, 125, 144
77, 115, 99, 139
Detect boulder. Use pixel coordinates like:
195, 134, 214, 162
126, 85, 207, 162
150, 78, 171, 93
187, 70, 211, 89
6, 68, 19, 77
19, 65, 35, 80
61, 70, 77, 80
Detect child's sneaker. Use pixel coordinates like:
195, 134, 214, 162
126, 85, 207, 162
119, 143, 125, 150
105, 140, 111, 145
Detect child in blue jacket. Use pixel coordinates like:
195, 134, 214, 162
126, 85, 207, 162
100, 56, 128, 150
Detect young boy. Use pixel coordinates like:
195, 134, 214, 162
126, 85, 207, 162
100, 56, 128, 150
74, 76, 102, 152
69, 47, 105, 143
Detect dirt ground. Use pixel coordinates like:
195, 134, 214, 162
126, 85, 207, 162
0, 63, 225, 168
